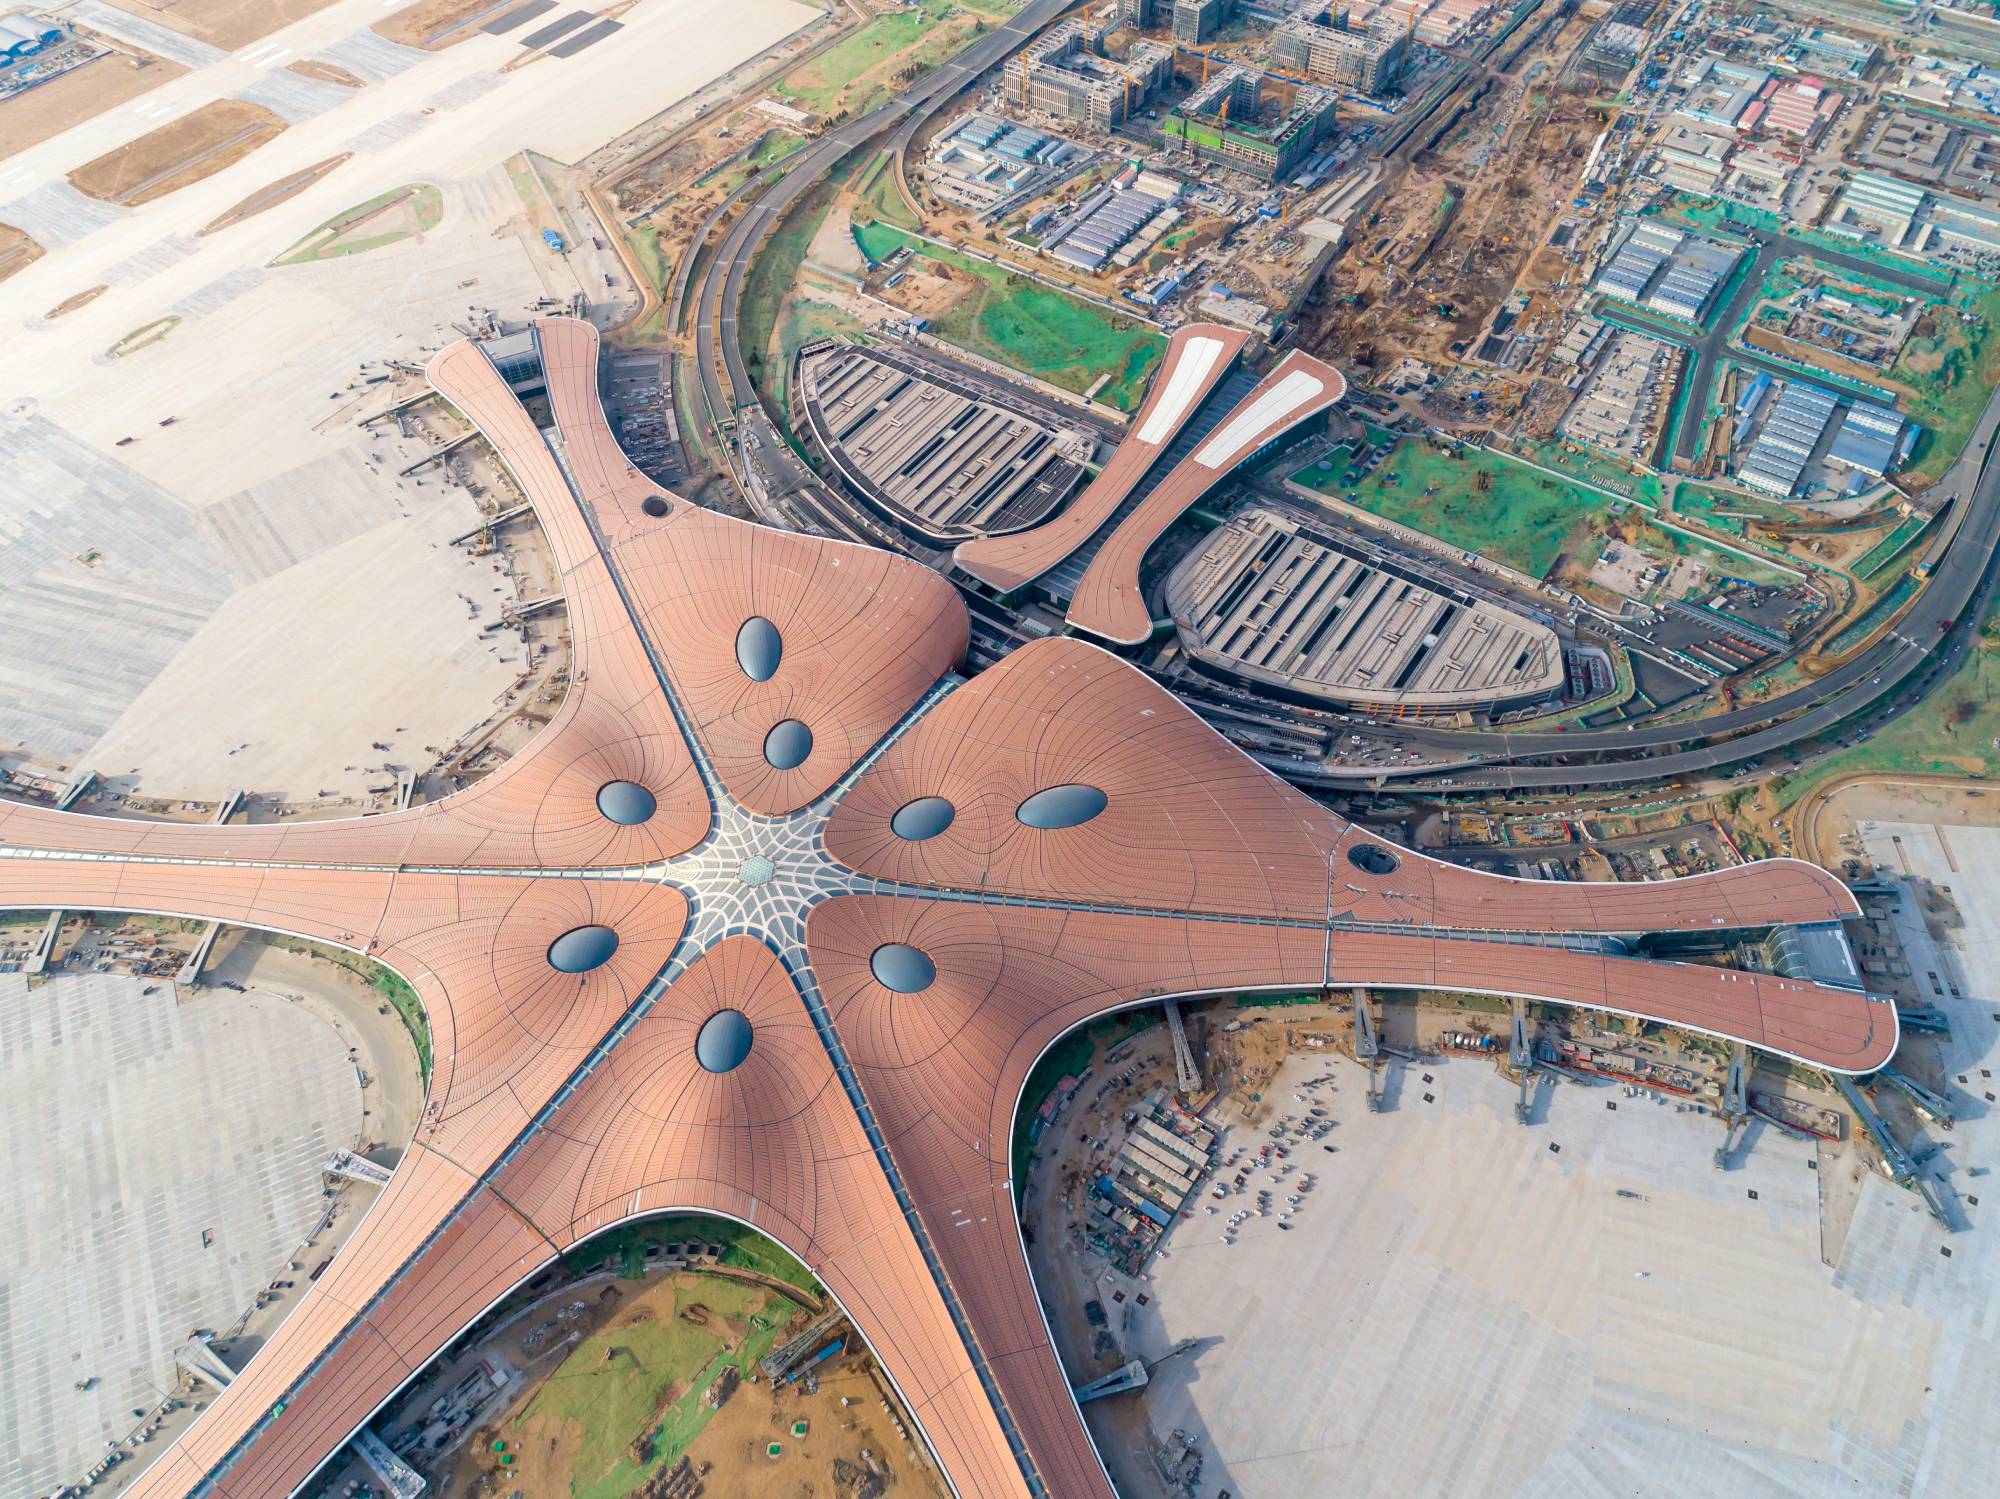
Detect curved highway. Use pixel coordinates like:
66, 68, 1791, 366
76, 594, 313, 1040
691, 0, 1074, 437
686, 0, 2000, 792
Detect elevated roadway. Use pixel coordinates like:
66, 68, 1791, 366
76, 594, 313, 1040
684, 0, 2000, 794
691, 0, 1076, 448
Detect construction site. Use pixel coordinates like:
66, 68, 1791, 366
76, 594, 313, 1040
1295, 3, 1602, 403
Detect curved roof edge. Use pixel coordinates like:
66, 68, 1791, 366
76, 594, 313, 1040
1067, 348, 1347, 645
951, 323, 1250, 593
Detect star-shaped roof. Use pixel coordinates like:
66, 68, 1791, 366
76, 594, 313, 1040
0, 318, 1895, 1499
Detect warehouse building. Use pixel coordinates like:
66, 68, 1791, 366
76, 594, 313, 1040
1164, 507, 1566, 714
796, 341, 1089, 543
1593, 220, 1740, 324
1827, 400, 1913, 479
1045, 183, 1172, 271
1738, 380, 1840, 497
1003, 19, 1173, 129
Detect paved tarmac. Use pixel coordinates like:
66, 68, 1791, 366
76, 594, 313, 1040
0, 973, 361, 1499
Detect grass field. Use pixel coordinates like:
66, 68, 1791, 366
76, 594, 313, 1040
777, 0, 1000, 120
750, 130, 806, 170
1294, 439, 1606, 578
272, 183, 441, 266
858, 227, 1162, 408
1777, 627, 2000, 812
1894, 279, 2000, 485
508, 1275, 788, 1499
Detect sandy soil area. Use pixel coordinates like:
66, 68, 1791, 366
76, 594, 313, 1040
375, 0, 515, 50
0, 221, 43, 284
199, 152, 352, 235
68, 98, 287, 207
0, 47, 186, 161
101, 0, 350, 50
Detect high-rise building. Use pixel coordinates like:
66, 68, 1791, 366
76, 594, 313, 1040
1118, 0, 1163, 27
1004, 20, 1173, 129
1172, 0, 1229, 45
1271, 16, 1407, 94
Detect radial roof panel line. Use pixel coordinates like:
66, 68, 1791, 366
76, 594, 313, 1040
952, 323, 1250, 594
0, 312, 1898, 1499
1067, 349, 1347, 647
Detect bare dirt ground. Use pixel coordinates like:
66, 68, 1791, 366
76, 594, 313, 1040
286, 58, 363, 88
44, 282, 108, 317
1300, 11, 1599, 410
0, 47, 185, 161
199, 152, 351, 235
68, 98, 287, 206
375, 0, 515, 51
102, 0, 348, 51
0, 221, 43, 285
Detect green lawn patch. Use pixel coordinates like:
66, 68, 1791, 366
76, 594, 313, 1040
373, 969, 431, 1087
511, 1276, 790, 1499
777, 0, 988, 120
854, 219, 910, 265
1297, 438, 1606, 578
898, 240, 1162, 408
1853, 511, 1934, 580
750, 130, 806, 170
1777, 630, 2000, 812
272, 183, 442, 266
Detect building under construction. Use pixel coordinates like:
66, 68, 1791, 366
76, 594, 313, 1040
1167, 64, 1339, 182
1271, 14, 1409, 94
1004, 19, 1173, 129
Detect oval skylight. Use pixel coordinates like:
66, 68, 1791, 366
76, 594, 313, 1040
870, 943, 936, 994
1016, 784, 1108, 830
548, 925, 620, 973
595, 781, 656, 826
890, 797, 956, 841
736, 616, 782, 682
695, 1009, 754, 1073
764, 719, 813, 770
1346, 843, 1400, 875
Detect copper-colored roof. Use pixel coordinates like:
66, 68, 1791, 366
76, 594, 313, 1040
0, 317, 1889, 1499
1066, 348, 1348, 644
952, 324, 1251, 594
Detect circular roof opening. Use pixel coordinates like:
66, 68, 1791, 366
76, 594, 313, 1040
764, 719, 813, 770
870, 943, 936, 994
1017, 784, 1109, 830
641, 495, 670, 518
736, 616, 783, 682
695, 1009, 754, 1073
595, 780, 656, 826
890, 796, 956, 841
1346, 843, 1400, 876
548, 925, 619, 973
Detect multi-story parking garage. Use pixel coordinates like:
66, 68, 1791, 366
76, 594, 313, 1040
795, 340, 1091, 544
1164, 506, 1567, 716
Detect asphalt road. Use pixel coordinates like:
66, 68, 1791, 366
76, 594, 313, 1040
691, 0, 1075, 447
685, 0, 2000, 795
